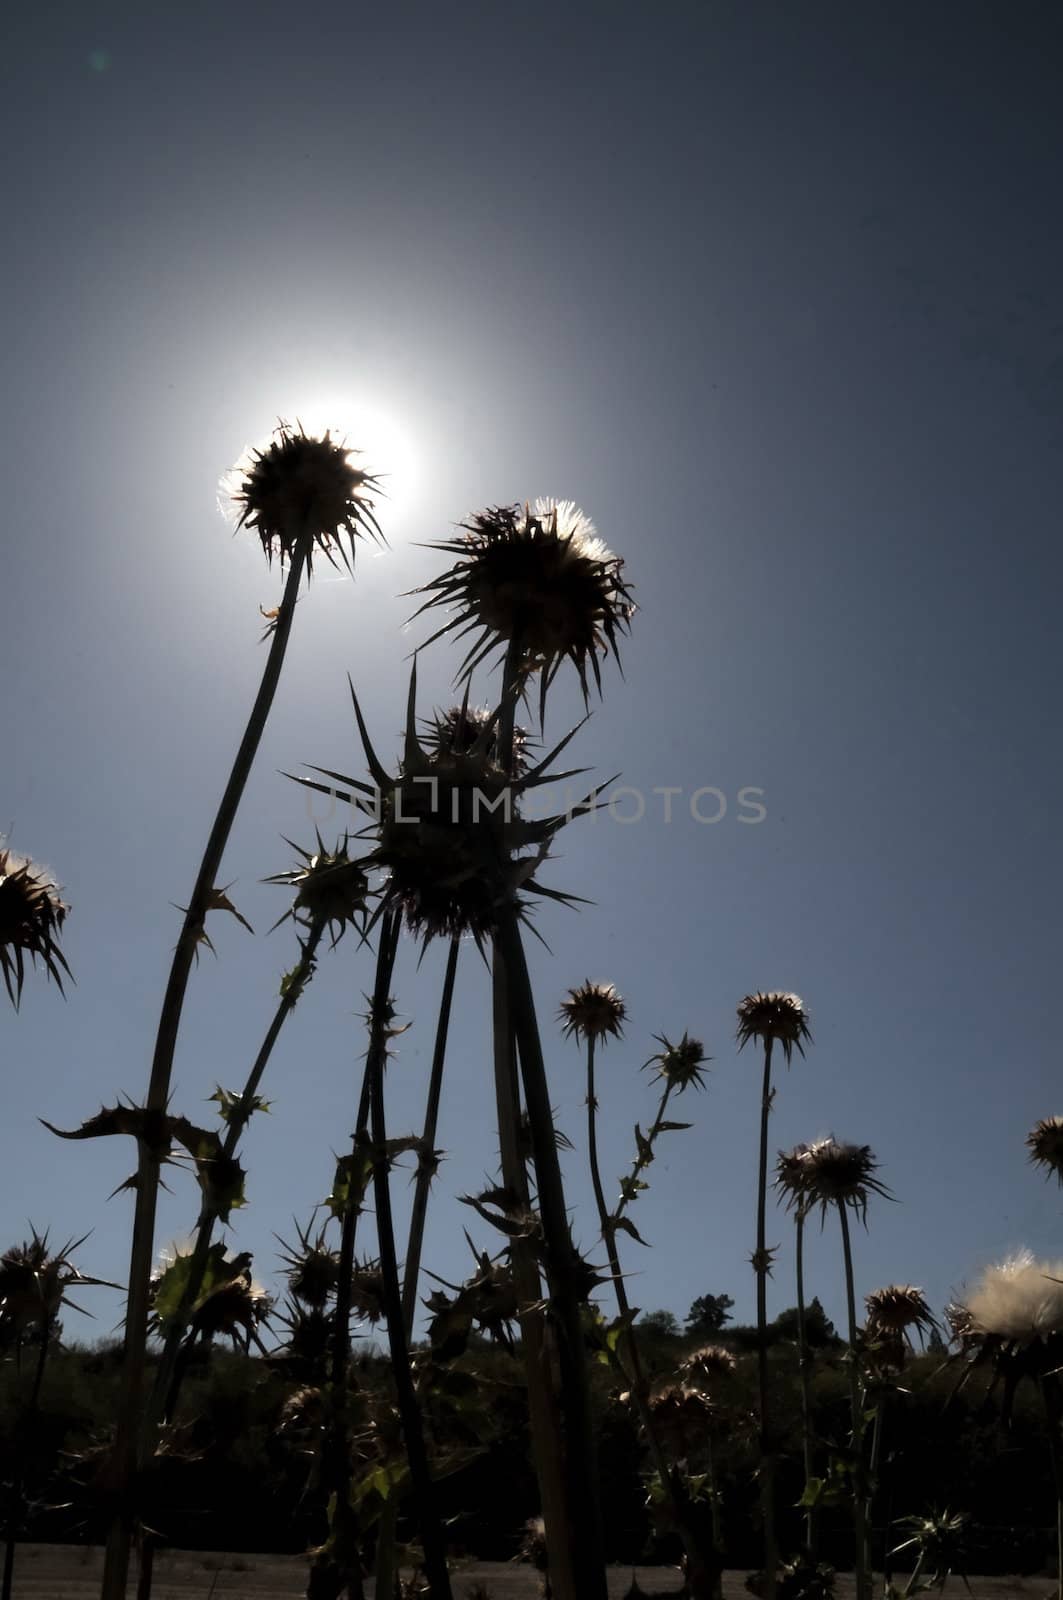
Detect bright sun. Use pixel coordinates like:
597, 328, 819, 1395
284, 393, 419, 519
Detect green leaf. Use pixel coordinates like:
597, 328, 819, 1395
209, 1087, 271, 1126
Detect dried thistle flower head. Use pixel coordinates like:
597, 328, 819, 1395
276, 1221, 340, 1309
559, 980, 627, 1043
1027, 1117, 1063, 1185
865, 1284, 936, 1340
647, 1382, 717, 1452
0, 846, 71, 1009
643, 1031, 709, 1093
775, 1143, 813, 1210
736, 991, 811, 1061
220, 420, 382, 575
265, 834, 370, 946
799, 1137, 891, 1225
410, 498, 634, 706
962, 1249, 1063, 1345
0, 1229, 100, 1342
680, 1343, 738, 1383
293, 665, 595, 945
423, 702, 529, 778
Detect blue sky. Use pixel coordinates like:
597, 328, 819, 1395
1, 1, 1061, 1346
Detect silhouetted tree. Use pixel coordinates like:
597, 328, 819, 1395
685, 1294, 734, 1338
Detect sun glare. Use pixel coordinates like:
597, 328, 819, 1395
285, 394, 418, 519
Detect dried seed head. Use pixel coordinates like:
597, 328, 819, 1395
276, 1224, 341, 1309
736, 991, 811, 1061
423, 703, 529, 778
295, 668, 593, 945
410, 498, 634, 706
799, 1137, 891, 1225
775, 1143, 813, 1210
0, 846, 71, 1009
643, 1031, 709, 1093
559, 980, 627, 1044
265, 834, 370, 946
680, 1344, 738, 1383
961, 1249, 1063, 1345
1027, 1117, 1063, 1185
220, 421, 382, 575
350, 1259, 387, 1325
865, 1284, 937, 1369
647, 1382, 717, 1451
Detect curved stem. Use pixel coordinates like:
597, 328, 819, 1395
495, 904, 608, 1600
367, 918, 452, 1599
147, 918, 327, 1441
102, 545, 308, 1600
755, 1038, 777, 1600
838, 1204, 869, 1600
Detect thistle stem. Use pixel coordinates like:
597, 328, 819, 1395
374, 933, 461, 1600
102, 543, 308, 1600
146, 919, 327, 1443
838, 1203, 869, 1600
496, 904, 608, 1600
755, 1038, 777, 1600
367, 918, 452, 1599
1040, 1376, 1063, 1600
586, 1038, 720, 1600
794, 1204, 817, 1554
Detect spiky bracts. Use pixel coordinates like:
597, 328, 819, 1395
422, 702, 530, 778
680, 1344, 738, 1384
775, 1144, 813, 1210
221, 420, 382, 574
265, 834, 370, 945
736, 991, 811, 1062
644, 1031, 709, 1092
293, 665, 595, 945
410, 498, 634, 704
961, 1250, 1063, 1345
865, 1284, 937, 1369
647, 1382, 718, 1454
0, 846, 70, 1008
559, 980, 627, 1043
1028, 1117, 1063, 1185
795, 1138, 891, 1226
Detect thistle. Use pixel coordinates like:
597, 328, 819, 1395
293, 664, 594, 948
736, 992, 811, 1063
864, 1284, 936, 1359
410, 498, 634, 708
0, 847, 70, 1009
644, 1032, 708, 1093
1028, 1117, 1063, 1186
276, 1219, 341, 1311
264, 833, 371, 945
774, 1145, 817, 1552
99, 427, 382, 1600
680, 1345, 738, 1384
560, 980, 627, 1044
737, 992, 810, 1600
220, 419, 382, 575
423, 701, 530, 777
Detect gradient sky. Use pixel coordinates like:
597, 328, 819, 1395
2, 1, 1061, 1348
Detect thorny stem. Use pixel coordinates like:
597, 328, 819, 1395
367, 932, 454, 1600
496, 903, 608, 1600
755, 1038, 777, 1600
146, 918, 328, 1445
838, 1204, 869, 1600
103, 543, 308, 1600
586, 1038, 720, 1600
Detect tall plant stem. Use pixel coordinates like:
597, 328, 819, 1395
310, 910, 401, 1600
754, 1038, 777, 1600
1040, 1376, 1063, 1600
102, 544, 308, 1600
495, 904, 608, 1600
148, 919, 327, 1443
838, 1204, 869, 1600
794, 1204, 817, 1554
487, 635, 576, 1600
1, 1314, 54, 1600
866, 1388, 886, 1590
374, 933, 461, 1600
367, 921, 453, 1600
585, 1038, 720, 1600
